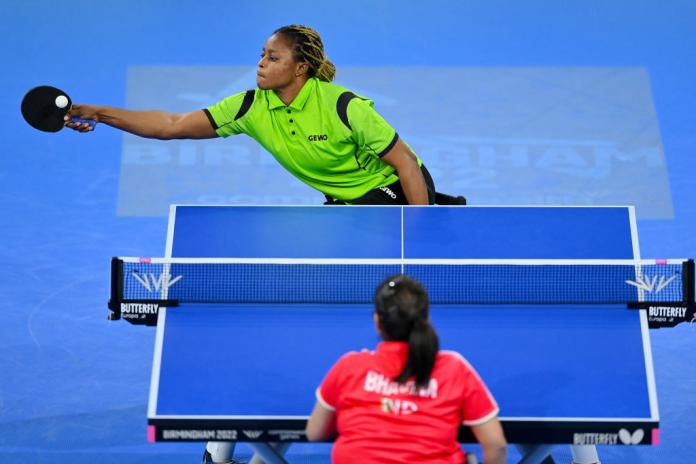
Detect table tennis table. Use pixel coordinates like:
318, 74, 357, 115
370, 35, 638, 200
131, 205, 664, 464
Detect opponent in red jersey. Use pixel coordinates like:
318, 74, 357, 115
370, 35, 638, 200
306, 275, 508, 464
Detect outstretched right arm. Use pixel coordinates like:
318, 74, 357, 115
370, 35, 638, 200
64, 104, 218, 140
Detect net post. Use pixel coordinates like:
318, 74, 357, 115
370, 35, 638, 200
683, 259, 695, 304
107, 257, 124, 320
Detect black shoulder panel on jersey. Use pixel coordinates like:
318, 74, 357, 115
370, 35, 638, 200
234, 90, 256, 120
336, 91, 358, 130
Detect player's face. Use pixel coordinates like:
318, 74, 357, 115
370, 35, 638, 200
257, 34, 307, 90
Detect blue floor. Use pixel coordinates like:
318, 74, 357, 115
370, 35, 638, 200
2, 1, 696, 463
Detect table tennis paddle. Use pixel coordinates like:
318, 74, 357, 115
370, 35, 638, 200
21, 85, 96, 132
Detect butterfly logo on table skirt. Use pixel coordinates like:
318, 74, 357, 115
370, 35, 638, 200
618, 428, 644, 445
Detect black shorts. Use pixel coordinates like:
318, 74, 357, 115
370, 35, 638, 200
325, 165, 436, 205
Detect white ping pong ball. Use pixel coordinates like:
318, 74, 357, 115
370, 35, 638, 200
55, 95, 69, 109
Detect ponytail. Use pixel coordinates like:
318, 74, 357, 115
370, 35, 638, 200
315, 59, 336, 82
375, 275, 440, 389
398, 317, 439, 388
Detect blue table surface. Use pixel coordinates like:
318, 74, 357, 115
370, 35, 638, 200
154, 303, 652, 421
153, 205, 653, 424
169, 206, 635, 260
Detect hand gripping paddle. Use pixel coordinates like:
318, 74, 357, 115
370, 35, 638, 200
21, 85, 96, 132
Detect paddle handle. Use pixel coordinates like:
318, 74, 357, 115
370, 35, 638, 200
71, 117, 97, 129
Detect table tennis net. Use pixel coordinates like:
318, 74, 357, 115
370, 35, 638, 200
112, 258, 693, 305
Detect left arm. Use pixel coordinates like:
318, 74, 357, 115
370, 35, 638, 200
381, 139, 429, 205
305, 401, 337, 441
471, 417, 508, 464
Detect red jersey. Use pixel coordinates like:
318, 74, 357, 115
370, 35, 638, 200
317, 341, 499, 464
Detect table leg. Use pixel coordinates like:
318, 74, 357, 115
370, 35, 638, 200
570, 445, 600, 464
206, 441, 236, 462
516, 444, 556, 464
248, 442, 291, 464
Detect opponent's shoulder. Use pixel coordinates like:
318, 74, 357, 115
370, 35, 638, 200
335, 348, 376, 369
338, 347, 375, 363
437, 350, 478, 374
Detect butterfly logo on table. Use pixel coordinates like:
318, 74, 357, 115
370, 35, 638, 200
131, 270, 182, 292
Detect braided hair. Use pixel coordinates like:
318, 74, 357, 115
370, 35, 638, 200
274, 25, 336, 82
375, 275, 440, 388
